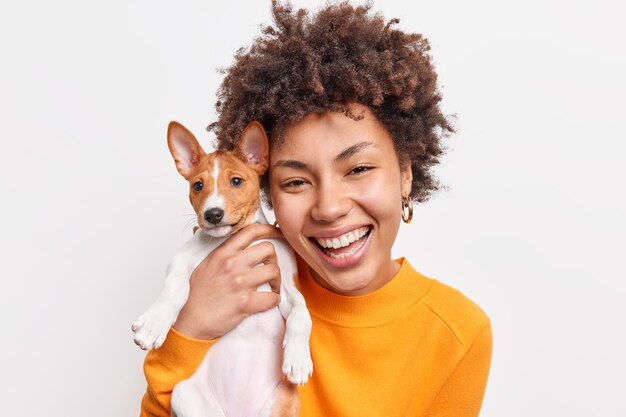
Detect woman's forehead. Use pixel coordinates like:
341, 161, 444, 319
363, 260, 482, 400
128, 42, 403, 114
268, 118, 399, 175
270, 105, 393, 157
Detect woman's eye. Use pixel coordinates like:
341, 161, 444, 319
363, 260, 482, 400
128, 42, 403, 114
349, 165, 372, 175
282, 179, 306, 188
193, 181, 203, 192
230, 177, 244, 187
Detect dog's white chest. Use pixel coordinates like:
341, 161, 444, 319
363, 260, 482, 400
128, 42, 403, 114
166, 234, 312, 417
201, 301, 286, 416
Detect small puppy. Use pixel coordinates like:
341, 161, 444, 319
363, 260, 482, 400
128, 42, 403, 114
132, 121, 312, 417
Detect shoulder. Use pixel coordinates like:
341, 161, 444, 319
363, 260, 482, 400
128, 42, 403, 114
410, 265, 490, 348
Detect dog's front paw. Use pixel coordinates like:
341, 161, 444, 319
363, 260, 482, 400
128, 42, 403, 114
131, 305, 177, 350
282, 341, 313, 386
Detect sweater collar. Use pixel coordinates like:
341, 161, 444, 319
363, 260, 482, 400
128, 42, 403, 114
297, 257, 434, 327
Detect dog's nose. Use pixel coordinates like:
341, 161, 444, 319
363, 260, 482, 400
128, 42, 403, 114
204, 208, 224, 225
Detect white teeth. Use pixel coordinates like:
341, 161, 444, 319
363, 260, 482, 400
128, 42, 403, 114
329, 252, 349, 259
315, 227, 369, 249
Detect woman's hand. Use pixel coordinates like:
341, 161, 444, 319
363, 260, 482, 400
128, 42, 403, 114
173, 224, 283, 340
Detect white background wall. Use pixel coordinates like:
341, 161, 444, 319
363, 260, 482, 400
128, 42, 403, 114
1, 0, 624, 415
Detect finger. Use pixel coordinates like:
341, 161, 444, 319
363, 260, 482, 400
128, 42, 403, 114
196, 234, 273, 268
246, 262, 282, 293
223, 223, 283, 251
244, 291, 281, 314
240, 240, 278, 267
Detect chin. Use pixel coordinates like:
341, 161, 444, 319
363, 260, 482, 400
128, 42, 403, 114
317, 273, 374, 296
334, 283, 370, 296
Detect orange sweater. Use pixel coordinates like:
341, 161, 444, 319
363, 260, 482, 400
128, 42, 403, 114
140, 258, 492, 416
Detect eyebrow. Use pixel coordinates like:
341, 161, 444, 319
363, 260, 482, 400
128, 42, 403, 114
272, 141, 374, 170
271, 159, 310, 170
334, 141, 374, 162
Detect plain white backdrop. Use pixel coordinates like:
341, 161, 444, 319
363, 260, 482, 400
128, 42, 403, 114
1, 0, 624, 415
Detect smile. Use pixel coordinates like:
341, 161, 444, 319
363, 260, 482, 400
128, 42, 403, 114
310, 226, 372, 262
314, 226, 370, 250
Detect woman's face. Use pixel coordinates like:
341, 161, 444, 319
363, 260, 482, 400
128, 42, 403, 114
269, 103, 412, 296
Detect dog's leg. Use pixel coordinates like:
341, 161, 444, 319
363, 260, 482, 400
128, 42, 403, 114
273, 242, 313, 386
259, 380, 300, 417
132, 252, 193, 350
280, 282, 313, 386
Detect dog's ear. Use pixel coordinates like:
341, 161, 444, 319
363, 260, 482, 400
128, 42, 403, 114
238, 121, 269, 174
167, 121, 206, 180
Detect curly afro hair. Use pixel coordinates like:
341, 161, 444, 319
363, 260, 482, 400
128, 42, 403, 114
209, 0, 454, 205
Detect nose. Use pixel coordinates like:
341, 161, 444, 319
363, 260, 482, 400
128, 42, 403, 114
204, 207, 224, 224
310, 181, 351, 223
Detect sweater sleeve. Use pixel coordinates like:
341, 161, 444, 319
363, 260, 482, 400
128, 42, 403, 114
426, 320, 493, 417
140, 327, 217, 417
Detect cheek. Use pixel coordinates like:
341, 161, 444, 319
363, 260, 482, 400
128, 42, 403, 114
189, 189, 207, 214
221, 183, 253, 209
353, 174, 402, 219
360, 192, 401, 238
271, 191, 310, 251
272, 193, 301, 231
355, 191, 402, 255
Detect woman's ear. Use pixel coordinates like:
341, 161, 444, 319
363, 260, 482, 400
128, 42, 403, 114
401, 163, 413, 197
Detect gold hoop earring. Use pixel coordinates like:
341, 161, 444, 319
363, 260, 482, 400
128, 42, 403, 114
401, 195, 413, 224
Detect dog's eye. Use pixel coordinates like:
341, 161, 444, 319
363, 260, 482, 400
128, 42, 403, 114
193, 181, 203, 192
230, 177, 244, 187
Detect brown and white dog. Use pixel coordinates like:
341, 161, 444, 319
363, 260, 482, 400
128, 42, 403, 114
132, 121, 312, 417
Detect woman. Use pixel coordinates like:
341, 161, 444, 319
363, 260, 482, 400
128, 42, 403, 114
141, 2, 492, 416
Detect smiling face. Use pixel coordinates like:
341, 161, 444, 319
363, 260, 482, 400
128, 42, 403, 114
269, 103, 413, 296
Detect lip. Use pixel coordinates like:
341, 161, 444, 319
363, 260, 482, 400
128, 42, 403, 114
309, 224, 372, 239
310, 225, 372, 269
